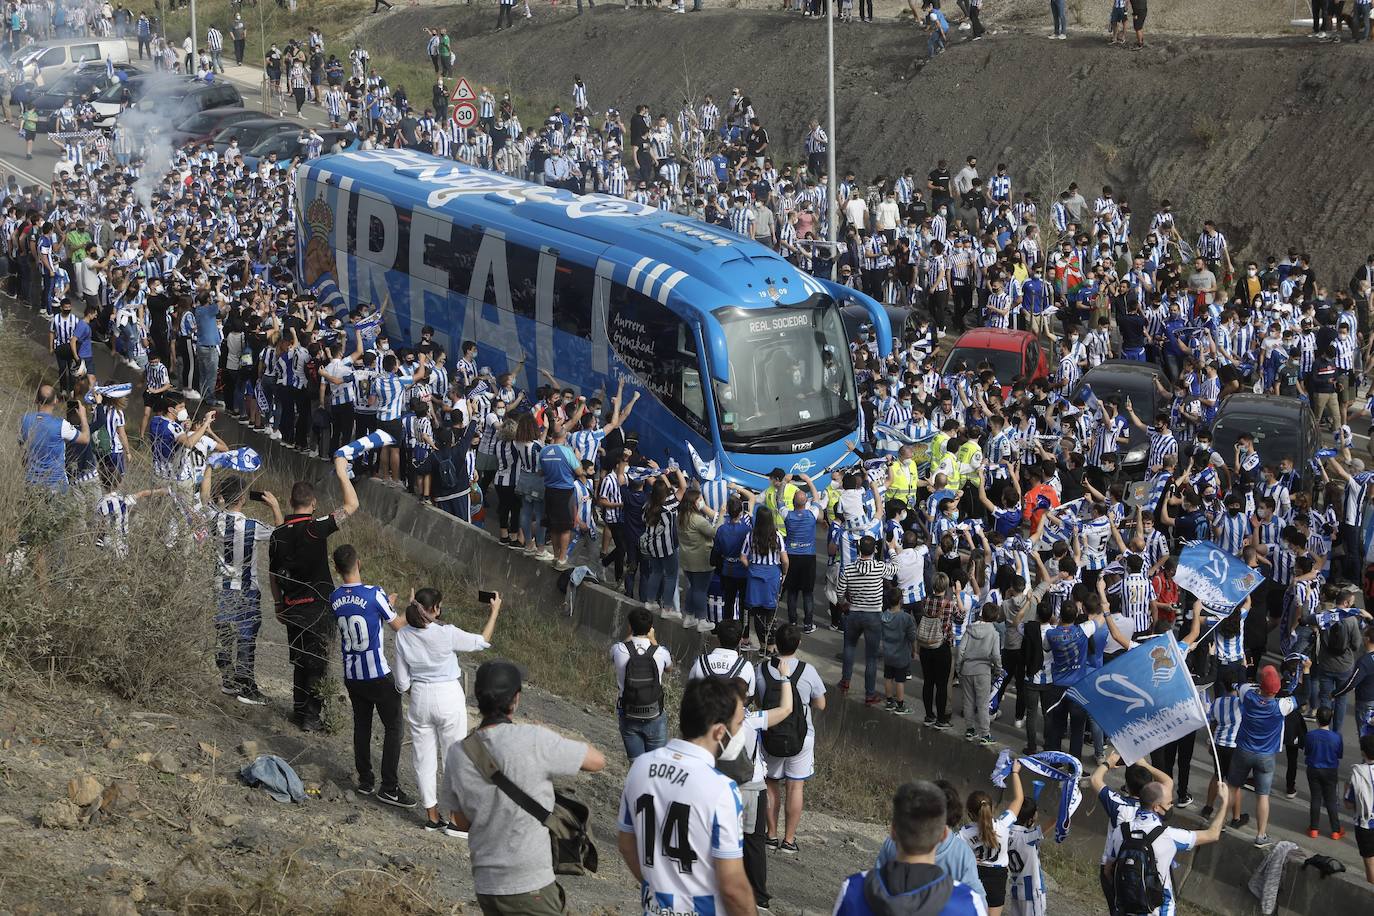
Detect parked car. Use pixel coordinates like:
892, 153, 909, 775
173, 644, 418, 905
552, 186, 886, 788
941, 328, 1049, 395
21, 62, 141, 131
129, 77, 242, 126
1210, 393, 1318, 492
1069, 360, 1169, 473
840, 301, 913, 345
11, 37, 129, 81
167, 107, 260, 147
211, 118, 298, 156
240, 128, 359, 169
85, 71, 156, 127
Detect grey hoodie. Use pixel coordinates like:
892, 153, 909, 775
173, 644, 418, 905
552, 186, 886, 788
863, 862, 953, 916
955, 620, 1001, 675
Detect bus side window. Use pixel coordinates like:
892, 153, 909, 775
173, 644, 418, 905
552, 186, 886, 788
507, 244, 540, 319
553, 261, 594, 337
446, 225, 482, 298
607, 283, 708, 438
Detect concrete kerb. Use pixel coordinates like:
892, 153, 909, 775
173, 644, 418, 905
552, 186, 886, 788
10, 307, 1371, 913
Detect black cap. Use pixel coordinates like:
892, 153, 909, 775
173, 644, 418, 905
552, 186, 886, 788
768, 467, 786, 480
474, 660, 522, 706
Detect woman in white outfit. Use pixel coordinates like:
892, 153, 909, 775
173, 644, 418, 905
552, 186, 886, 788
394, 588, 501, 833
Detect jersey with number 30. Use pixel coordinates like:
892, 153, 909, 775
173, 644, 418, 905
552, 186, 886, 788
1007, 823, 1047, 916
330, 582, 395, 680
619, 738, 744, 916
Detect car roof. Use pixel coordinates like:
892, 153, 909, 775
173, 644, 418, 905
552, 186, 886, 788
1215, 393, 1308, 417
1081, 360, 1167, 381
949, 328, 1034, 350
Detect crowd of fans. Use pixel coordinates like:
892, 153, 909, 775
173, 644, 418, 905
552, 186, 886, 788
8, 8, 1374, 915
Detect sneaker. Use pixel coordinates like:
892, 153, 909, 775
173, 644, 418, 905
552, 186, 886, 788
645, 601, 660, 611
837, 680, 850, 692
1228, 814, 1250, 830
765, 837, 781, 851
884, 697, 897, 710
803, 624, 817, 634
1014, 718, 1025, 729
923, 716, 937, 727
377, 787, 417, 809
356, 780, 376, 796
444, 821, 469, 839
964, 728, 977, 740
1253, 834, 1274, 849
779, 840, 798, 855
864, 694, 883, 706
682, 614, 698, 628
220, 681, 239, 696
1199, 806, 1213, 819
524, 544, 540, 556
424, 818, 447, 831
1176, 792, 1193, 808
934, 720, 952, 730
535, 549, 555, 562
1331, 829, 1345, 840
236, 685, 268, 706
979, 735, 995, 746
1285, 788, 1298, 799
696, 618, 717, 632
1307, 828, 1321, 838
1058, 32, 1068, 39
958, 19, 971, 28
893, 703, 913, 716
661, 609, 683, 621
554, 559, 573, 571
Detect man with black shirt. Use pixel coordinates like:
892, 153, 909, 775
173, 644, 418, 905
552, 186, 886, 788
269, 455, 359, 731
1310, 346, 1342, 431
926, 160, 952, 212
745, 119, 769, 168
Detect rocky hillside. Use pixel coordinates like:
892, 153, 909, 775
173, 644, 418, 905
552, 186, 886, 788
365, 5, 1374, 280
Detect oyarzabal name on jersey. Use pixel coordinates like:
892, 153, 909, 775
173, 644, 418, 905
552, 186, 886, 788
647, 762, 692, 787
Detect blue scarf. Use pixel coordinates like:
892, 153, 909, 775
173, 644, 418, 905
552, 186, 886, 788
990, 749, 1083, 843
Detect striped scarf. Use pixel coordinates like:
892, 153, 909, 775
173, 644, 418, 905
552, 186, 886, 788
991, 750, 1083, 842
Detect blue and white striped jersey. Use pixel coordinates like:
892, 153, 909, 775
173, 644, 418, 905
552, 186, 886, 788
330, 583, 396, 681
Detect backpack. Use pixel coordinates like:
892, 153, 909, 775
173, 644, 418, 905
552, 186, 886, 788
760, 661, 808, 759
1324, 616, 1351, 657
437, 453, 461, 491
917, 608, 946, 649
619, 640, 664, 721
696, 654, 754, 786
1112, 822, 1167, 916
91, 406, 113, 460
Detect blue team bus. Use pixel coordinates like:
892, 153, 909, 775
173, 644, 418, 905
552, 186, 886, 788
294, 148, 892, 486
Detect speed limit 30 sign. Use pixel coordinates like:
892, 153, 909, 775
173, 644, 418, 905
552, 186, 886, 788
451, 102, 478, 128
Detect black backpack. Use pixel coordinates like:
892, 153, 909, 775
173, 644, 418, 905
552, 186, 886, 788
437, 453, 461, 491
1112, 822, 1167, 916
1324, 617, 1351, 657
697, 654, 754, 786
760, 661, 808, 759
620, 640, 664, 721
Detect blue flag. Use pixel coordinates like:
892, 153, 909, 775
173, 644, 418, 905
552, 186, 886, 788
1066, 634, 1208, 765
207, 447, 262, 473
1173, 540, 1264, 612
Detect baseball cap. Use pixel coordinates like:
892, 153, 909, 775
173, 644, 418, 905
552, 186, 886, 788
474, 660, 523, 707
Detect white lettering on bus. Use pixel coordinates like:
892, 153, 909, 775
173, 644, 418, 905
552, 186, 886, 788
463, 228, 524, 363
748, 314, 811, 333
355, 191, 398, 309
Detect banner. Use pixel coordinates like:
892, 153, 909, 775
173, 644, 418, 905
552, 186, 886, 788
990, 749, 1083, 842
1173, 540, 1264, 612
1066, 633, 1208, 765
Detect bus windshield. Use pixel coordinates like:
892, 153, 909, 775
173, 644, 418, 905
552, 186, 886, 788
712, 298, 857, 449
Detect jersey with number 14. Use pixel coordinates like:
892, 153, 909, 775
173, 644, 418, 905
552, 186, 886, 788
619, 738, 744, 916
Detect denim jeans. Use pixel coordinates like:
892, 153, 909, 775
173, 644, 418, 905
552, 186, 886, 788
215, 588, 261, 688
1049, 0, 1065, 33
1317, 669, 1352, 735
195, 343, 220, 401
519, 495, 544, 546
842, 611, 883, 697
1044, 686, 1089, 759
683, 569, 712, 618
641, 552, 680, 611
619, 712, 668, 760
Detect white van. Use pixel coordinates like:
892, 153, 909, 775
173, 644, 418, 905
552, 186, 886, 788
13, 37, 130, 80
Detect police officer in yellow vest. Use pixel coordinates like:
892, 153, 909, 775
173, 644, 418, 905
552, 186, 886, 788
927, 419, 961, 474
762, 467, 801, 532
888, 445, 922, 506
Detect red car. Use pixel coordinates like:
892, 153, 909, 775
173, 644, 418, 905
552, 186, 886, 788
941, 328, 1049, 395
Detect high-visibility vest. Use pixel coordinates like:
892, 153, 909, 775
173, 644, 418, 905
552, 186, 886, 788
955, 441, 983, 489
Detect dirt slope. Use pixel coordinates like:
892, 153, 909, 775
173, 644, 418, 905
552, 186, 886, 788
363, 5, 1374, 279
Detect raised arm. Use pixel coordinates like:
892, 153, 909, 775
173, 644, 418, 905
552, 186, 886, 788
333, 454, 359, 521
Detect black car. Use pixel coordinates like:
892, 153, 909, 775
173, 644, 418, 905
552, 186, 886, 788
167, 107, 260, 148
1069, 360, 1169, 473
18, 63, 140, 128
210, 118, 298, 156
131, 77, 243, 126
1210, 393, 1318, 492
840, 301, 913, 347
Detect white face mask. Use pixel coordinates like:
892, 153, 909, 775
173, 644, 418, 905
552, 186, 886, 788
176, 408, 189, 423
716, 722, 750, 762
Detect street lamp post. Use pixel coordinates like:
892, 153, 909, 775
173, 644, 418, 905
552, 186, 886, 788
825, 0, 838, 281
189, 0, 198, 73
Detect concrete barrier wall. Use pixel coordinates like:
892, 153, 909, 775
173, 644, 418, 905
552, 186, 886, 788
21, 317, 1371, 914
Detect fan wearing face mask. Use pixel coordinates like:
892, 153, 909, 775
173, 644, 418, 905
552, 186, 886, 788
619, 675, 792, 916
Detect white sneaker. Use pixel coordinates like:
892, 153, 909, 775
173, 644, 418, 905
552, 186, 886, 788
682, 614, 699, 628
698, 618, 718, 632
958, 20, 971, 29
1014, 718, 1025, 729
1057, 32, 1067, 38
535, 549, 555, 562
184, 388, 201, 399
661, 608, 683, 621
645, 601, 660, 611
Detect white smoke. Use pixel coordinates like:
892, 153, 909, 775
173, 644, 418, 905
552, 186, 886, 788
113, 72, 201, 211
